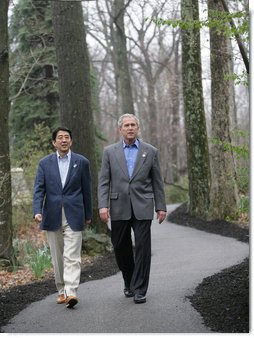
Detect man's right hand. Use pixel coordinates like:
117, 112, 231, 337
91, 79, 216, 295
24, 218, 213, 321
34, 214, 42, 224
99, 208, 110, 223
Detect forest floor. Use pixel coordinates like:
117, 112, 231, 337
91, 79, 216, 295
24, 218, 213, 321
0, 203, 249, 333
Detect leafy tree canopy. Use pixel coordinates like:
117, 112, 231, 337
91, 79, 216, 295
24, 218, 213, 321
9, 0, 59, 160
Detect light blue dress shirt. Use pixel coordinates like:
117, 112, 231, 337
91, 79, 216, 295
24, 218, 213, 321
123, 139, 139, 177
57, 150, 71, 187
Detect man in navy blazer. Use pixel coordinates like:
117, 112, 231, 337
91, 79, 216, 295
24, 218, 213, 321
33, 127, 92, 308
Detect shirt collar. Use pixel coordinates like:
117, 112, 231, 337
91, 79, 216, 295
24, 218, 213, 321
57, 150, 71, 159
123, 139, 139, 148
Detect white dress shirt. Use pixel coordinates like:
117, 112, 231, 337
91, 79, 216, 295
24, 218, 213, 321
57, 150, 71, 187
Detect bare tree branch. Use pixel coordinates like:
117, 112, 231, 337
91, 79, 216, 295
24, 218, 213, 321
10, 47, 44, 102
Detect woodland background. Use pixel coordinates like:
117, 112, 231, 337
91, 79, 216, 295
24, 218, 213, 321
0, 0, 249, 272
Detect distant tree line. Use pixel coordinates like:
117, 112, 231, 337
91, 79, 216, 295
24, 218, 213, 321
0, 0, 249, 266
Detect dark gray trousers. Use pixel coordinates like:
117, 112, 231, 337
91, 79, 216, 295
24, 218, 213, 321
111, 214, 152, 296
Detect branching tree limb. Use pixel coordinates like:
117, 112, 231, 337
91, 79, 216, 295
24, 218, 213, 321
220, 0, 249, 74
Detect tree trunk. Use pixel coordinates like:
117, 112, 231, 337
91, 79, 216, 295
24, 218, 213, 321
147, 80, 159, 148
170, 39, 181, 182
228, 40, 237, 132
0, 0, 15, 267
181, 0, 211, 218
52, 1, 106, 233
112, 0, 135, 115
219, 0, 249, 74
208, 0, 239, 219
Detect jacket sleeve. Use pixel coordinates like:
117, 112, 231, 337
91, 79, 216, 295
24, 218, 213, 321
82, 158, 92, 220
98, 148, 111, 209
33, 160, 46, 216
151, 150, 167, 212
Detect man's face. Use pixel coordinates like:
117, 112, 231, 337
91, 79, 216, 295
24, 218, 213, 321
119, 117, 139, 144
52, 130, 72, 155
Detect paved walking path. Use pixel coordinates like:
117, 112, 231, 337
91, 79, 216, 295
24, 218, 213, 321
3, 205, 249, 333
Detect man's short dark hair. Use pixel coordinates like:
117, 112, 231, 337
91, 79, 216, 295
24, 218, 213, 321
52, 127, 72, 141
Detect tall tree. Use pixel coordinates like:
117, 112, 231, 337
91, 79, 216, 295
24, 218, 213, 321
9, 0, 59, 157
181, 0, 211, 217
127, 1, 174, 148
219, 0, 249, 74
169, 37, 181, 182
0, 0, 15, 266
52, 0, 106, 233
208, 0, 239, 219
85, 0, 121, 139
111, 0, 135, 116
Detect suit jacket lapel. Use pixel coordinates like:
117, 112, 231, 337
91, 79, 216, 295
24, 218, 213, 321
130, 142, 148, 181
114, 141, 129, 178
64, 152, 76, 189
51, 153, 62, 189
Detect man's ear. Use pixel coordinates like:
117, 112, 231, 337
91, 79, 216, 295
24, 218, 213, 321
52, 140, 56, 148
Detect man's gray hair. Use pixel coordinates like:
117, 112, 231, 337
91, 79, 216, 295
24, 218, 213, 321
118, 114, 140, 128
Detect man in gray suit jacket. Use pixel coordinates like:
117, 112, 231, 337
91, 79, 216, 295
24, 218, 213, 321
98, 114, 166, 304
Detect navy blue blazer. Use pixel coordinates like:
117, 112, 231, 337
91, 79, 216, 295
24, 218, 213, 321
33, 151, 92, 231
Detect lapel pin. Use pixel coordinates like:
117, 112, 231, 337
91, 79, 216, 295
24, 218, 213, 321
142, 152, 147, 158
73, 163, 77, 168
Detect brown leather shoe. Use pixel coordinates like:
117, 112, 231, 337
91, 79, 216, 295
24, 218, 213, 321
57, 294, 65, 304
65, 296, 78, 308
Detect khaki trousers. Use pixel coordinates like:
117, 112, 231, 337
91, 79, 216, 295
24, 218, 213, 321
47, 209, 82, 297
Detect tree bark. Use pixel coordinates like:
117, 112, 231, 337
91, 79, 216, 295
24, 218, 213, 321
170, 38, 181, 182
208, 0, 239, 219
112, 0, 135, 115
52, 1, 106, 233
0, 0, 15, 266
181, 0, 211, 218
219, 0, 249, 74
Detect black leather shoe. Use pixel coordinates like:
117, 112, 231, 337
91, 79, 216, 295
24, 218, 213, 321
134, 294, 146, 304
124, 288, 134, 298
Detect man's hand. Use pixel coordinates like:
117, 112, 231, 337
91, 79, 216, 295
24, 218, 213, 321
99, 208, 110, 223
85, 219, 92, 225
34, 214, 42, 224
156, 210, 166, 224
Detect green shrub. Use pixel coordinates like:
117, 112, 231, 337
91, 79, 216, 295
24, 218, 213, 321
236, 167, 249, 194
238, 195, 249, 214
26, 243, 52, 278
164, 176, 189, 204
12, 201, 33, 237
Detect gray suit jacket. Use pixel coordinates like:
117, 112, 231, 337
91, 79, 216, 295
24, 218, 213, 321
98, 140, 166, 221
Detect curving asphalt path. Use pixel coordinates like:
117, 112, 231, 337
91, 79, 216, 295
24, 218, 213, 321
3, 205, 249, 333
